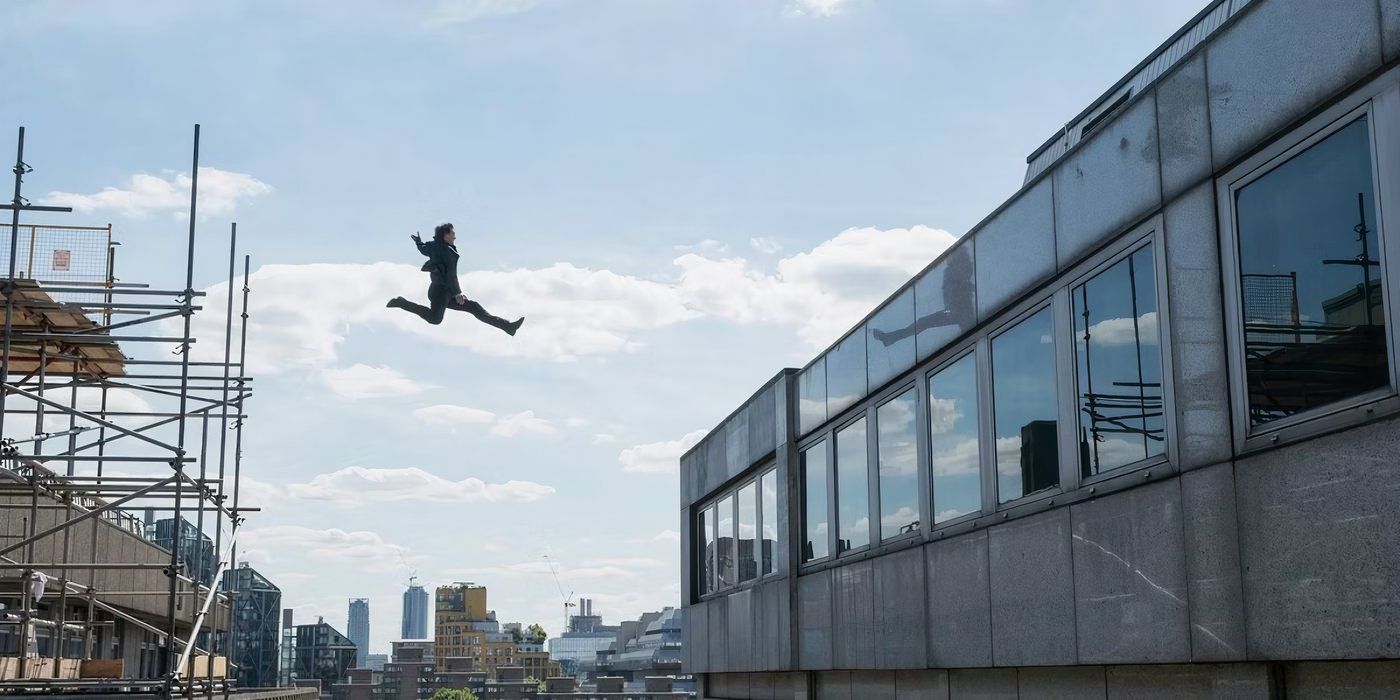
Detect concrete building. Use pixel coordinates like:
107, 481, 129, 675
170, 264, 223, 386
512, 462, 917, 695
330, 642, 486, 700
595, 608, 689, 695
294, 619, 358, 696
547, 599, 620, 678
149, 515, 217, 588
402, 579, 429, 641
347, 598, 369, 664
223, 563, 284, 688
364, 653, 388, 671
679, 0, 1400, 697
435, 583, 562, 681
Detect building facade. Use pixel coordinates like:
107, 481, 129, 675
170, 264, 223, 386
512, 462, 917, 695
330, 643, 486, 700
294, 620, 358, 694
434, 583, 562, 681
149, 515, 217, 587
222, 563, 283, 688
680, 0, 1400, 697
595, 608, 689, 695
347, 598, 369, 664
402, 581, 429, 641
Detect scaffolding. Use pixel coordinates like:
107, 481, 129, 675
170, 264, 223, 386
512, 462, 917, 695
0, 125, 257, 698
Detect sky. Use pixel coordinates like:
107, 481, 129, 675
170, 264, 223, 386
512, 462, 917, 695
2, 0, 1209, 654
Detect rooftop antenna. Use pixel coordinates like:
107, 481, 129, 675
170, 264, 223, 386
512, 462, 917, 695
542, 553, 574, 635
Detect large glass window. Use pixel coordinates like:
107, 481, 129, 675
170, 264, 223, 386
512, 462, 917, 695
827, 331, 868, 417
877, 388, 920, 540
800, 443, 829, 563
992, 308, 1060, 503
737, 482, 758, 583
1235, 115, 1388, 426
835, 418, 870, 554
929, 353, 981, 523
1073, 245, 1164, 476
716, 495, 736, 588
760, 469, 777, 575
701, 506, 715, 594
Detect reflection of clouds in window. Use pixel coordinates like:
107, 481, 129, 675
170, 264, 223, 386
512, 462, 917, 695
935, 508, 967, 522
929, 437, 980, 477
928, 397, 963, 434
880, 507, 919, 531
995, 435, 1023, 475
1076, 311, 1159, 347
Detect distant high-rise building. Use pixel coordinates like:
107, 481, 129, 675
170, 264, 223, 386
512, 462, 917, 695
401, 579, 428, 640
280, 609, 296, 687
220, 563, 283, 688
347, 598, 370, 663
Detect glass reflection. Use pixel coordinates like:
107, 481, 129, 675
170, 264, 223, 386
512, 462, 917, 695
798, 359, 828, 435
877, 388, 920, 539
912, 243, 978, 358
992, 308, 1059, 503
702, 506, 716, 594
929, 353, 981, 523
801, 443, 829, 563
761, 469, 778, 575
867, 290, 916, 388
826, 331, 868, 417
738, 482, 758, 583
717, 495, 735, 588
1235, 116, 1388, 425
1073, 245, 1164, 476
836, 418, 870, 553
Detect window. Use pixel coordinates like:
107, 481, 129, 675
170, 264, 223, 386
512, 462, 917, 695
928, 353, 981, 524
877, 388, 920, 540
716, 495, 735, 588
760, 469, 777, 575
737, 482, 758, 583
835, 418, 870, 554
1072, 244, 1164, 476
1233, 115, 1388, 427
699, 507, 714, 595
800, 442, 829, 563
992, 307, 1059, 503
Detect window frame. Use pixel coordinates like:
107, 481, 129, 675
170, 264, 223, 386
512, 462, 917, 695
924, 343, 985, 531
986, 297, 1066, 509
757, 465, 779, 579
1063, 226, 1175, 486
796, 433, 834, 566
872, 381, 924, 546
831, 410, 873, 558
1217, 81, 1400, 454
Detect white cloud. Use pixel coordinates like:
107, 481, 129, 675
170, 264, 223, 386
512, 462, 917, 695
490, 410, 556, 437
43, 167, 271, 219
653, 530, 681, 543
565, 417, 588, 428
1080, 311, 1159, 347
411, 404, 556, 438
619, 429, 708, 474
675, 239, 729, 255
448, 557, 656, 581
423, 0, 541, 28
749, 237, 783, 255
593, 433, 617, 444
786, 0, 848, 17
285, 466, 555, 506
320, 364, 432, 400
240, 525, 411, 569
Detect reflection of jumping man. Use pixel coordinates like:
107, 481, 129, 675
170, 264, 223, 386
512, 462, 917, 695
387, 223, 525, 336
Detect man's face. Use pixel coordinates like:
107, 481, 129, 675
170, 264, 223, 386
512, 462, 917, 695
444, 227, 456, 244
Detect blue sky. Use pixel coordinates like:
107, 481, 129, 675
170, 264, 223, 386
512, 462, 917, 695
3, 0, 1207, 653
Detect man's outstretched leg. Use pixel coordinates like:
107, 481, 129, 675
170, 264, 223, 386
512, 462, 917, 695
449, 297, 524, 336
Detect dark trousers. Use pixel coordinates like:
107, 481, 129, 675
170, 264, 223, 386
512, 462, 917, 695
398, 283, 513, 331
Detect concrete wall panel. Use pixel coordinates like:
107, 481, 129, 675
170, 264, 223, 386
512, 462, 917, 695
686, 603, 707, 673
1236, 416, 1400, 659
1206, 0, 1382, 166
1384, 0, 1400, 63
895, 669, 949, 700
831, 560, 876, 669
726, 410, 750, 482
1180, 463, 1247, 662
926, 531, 992, 668
1053, 94, 1162, 266
988, 510, 1077, 667
974, 179, 1055, 321
797, 571, 833, 670
948, 668, 1017, 700
1163, 182, 1231, 470
708, 595, 729, 672
815, 671, 850, 700
749, 383, 778, 464
873, 547, 927, 669
1104, 663, 1272, 700
1285, 660, 1400, 700
1156, 55, 1212, 201
850, 670, 895, 700
756, 578, 791, 672
1070, 479, 1190, 664
728, 587, 754, 673
1018, 666, 1107, 700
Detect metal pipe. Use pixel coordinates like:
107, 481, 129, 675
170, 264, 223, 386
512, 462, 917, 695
211, 221, 235, 699
0, 476, 174, 557
3, 383, 184, 453
1, 127, 27, 444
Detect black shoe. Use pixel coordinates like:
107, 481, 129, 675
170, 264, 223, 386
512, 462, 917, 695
506, 317, 525, 336
387, 296, 405, 309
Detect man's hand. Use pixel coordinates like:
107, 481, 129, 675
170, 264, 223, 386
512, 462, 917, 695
455, 294, 467, 305
410, 232, 423, 246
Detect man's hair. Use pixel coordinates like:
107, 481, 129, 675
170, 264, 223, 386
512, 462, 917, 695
433, 223, 454, 241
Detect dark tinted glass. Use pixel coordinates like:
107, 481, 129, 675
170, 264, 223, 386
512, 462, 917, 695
798, 359, 827, 435
929, 353, 981, 523
761, 469, 778, 575
702, 506, 715, 593
800, 443, 829, 562
836, 418, 870, 553
1073, 245, 1164, 476
717, 495, 736, 588
992, 308, 1059, 503
738, 482, 758, 583
1235, 116, 1387, 425
877, 388, 920, 539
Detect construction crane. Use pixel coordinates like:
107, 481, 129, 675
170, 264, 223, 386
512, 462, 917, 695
543, 553, 575, 635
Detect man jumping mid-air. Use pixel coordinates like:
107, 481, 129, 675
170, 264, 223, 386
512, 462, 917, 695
387, 223, 525, 336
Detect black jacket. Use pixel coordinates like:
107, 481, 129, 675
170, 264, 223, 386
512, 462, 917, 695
416, 239, 462, 296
